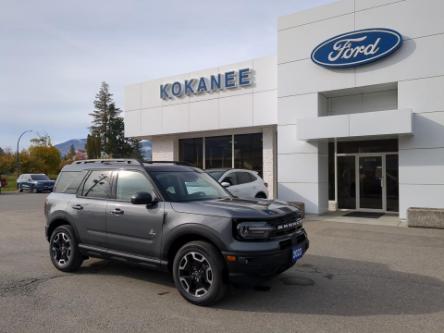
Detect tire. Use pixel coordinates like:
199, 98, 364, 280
172, 241, 227, 306
49, 225, 83, 272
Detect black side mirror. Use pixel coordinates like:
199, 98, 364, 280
131, 192, 156, 206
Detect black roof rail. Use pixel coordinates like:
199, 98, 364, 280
141, 160, 193, 167
73, 159, 143, 166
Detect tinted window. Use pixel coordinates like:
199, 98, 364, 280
179, 138, 203, 168
54, 171, 86, 194
234, 133, 263, 177
222, 173, 238, 186
151, 171, 230, 202
116, 170, 155, 202
81, 170, 112, 199
31, 174, 50, 181
236, 172, 255, 184
205, 136, 232, 169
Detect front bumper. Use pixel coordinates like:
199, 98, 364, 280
36, 184, 54, 192
222, 231, 309, 282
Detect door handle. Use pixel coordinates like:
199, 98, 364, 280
72, 204, 83, 210
111, 208, 124, 215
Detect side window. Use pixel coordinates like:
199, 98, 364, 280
222, 173, 238, 186
81, 170, 112, 199
54, 171, 86, 194
237, 172, 255, 185
116, 170, 155, 202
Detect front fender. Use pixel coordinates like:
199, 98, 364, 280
161, 223, 227, 260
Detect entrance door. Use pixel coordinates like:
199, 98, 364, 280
358, 156, 383, 211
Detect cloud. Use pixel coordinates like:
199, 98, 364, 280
0, 0, 333, 149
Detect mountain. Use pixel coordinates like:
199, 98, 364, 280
54, 138, 152, 160
55, 139, 87, 156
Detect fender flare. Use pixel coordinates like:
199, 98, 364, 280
161, 223, 227, 261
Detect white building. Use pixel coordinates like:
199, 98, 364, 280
124, 0, 444, 220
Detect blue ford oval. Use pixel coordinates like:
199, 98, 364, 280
311, 28, 403, 68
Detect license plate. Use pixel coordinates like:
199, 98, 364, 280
292, 245, 304, 263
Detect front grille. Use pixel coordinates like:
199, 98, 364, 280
268, 212, 303, 237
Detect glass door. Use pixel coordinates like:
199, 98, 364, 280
358, 156, 383, 210
337, 156, 356, 209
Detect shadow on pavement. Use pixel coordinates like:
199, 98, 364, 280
75, 254, 444, 317
217, 254, 444, 316
78, 259, 174, 287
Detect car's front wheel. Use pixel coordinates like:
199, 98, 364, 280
172, 241, 227, 306
49, 225, 83, 272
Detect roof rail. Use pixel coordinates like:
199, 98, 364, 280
142, 160, 193, 166
73, 159, 143, 166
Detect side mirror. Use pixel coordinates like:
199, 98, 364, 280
131, 192, 155, 206
220, 181, 231, 188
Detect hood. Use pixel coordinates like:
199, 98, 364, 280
170, 197, 299, 219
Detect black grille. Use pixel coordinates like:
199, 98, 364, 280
268, 212, 303, 237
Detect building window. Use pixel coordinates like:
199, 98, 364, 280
205, 135, 232, 169
234, 133, 263, 176
179, 133, 263, 175
179, 138, 203, 168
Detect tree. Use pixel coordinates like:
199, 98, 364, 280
88, 82, 142, 159
26, 134, 61, 176
86, 134, 101, 159
0, 149, 15, 175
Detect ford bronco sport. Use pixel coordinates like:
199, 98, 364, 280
45, 159, 308, 306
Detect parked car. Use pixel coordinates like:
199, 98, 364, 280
205, 168, 268, 199
45, 159, 308, 306
17, 173, 55, 192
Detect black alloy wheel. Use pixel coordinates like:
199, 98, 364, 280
173, 241, 227, 306
49, 225, 83, 272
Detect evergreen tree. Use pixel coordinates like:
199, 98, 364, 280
86, 134, 101, 159
88, 82, 142, 159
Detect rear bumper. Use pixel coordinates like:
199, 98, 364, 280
222, 231, 309, 283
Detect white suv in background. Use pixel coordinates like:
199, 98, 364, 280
205, 168, 268, 199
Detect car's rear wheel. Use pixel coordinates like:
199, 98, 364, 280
173, 241, 227, 306
49, 225, 83, 272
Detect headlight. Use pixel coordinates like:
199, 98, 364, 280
235, 221, 274, 240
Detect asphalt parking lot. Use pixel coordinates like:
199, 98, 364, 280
1, 193, 444, 333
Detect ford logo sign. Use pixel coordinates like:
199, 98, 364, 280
311, 28, 403, 68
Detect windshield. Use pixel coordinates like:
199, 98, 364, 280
206, 171, 225, 181
31, 174, 50, 181
150, 171, 231, 202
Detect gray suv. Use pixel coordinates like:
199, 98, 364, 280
45, 159, 308, 306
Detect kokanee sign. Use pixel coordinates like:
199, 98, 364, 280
160, 68, 252, 100
311, 28, 403, 68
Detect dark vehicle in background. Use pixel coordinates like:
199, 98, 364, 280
45, 159, 308, 306
17, 173, 55, 193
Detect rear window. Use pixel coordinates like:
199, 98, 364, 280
31, 174, 50, 181
54, 171, 86, 194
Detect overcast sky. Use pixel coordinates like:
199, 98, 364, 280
0, 0, 333, 150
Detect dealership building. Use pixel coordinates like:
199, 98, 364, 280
124, 0, 444, 220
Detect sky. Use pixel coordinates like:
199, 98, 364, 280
0, 0, 333, 150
